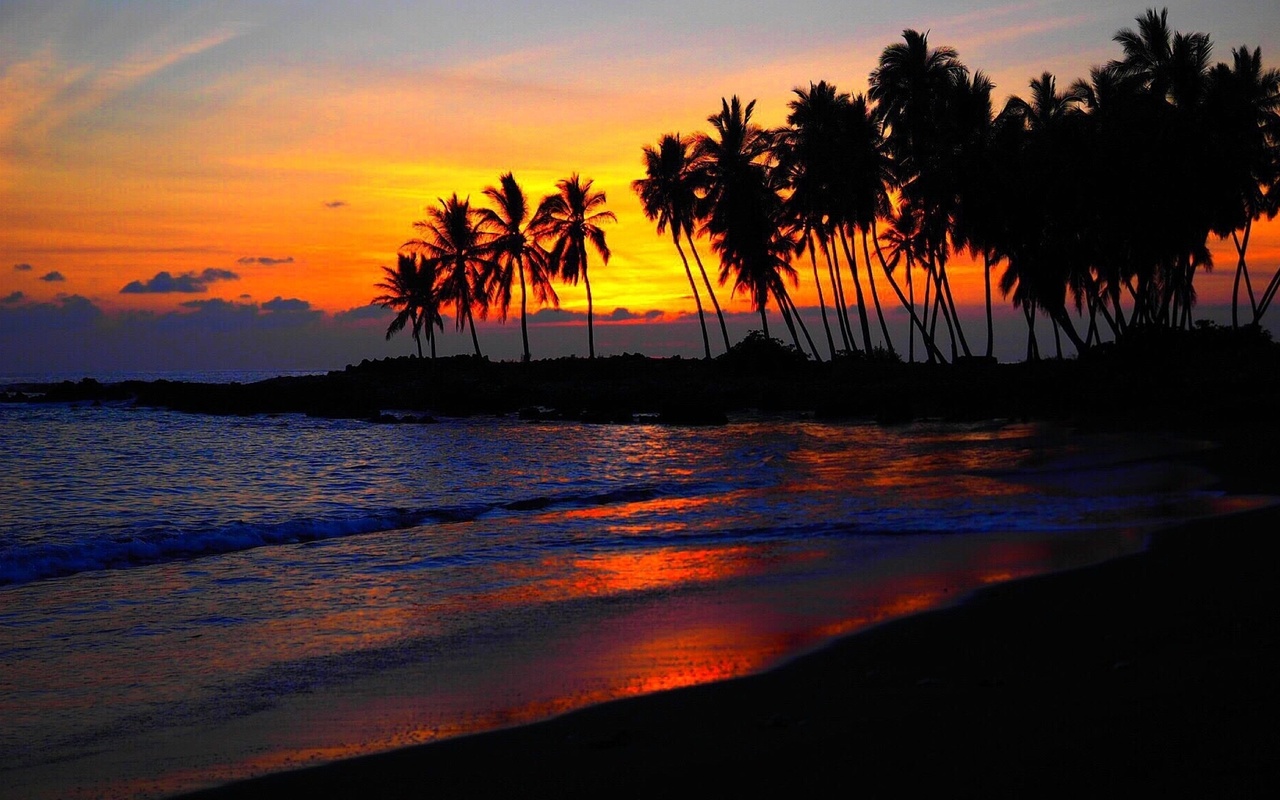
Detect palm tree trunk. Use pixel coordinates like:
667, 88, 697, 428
860, 228, 894, 355
674, 236, 711, 359
937, 263, 971, 357
518, 260, 531, 362
823, 233, 855, 351
1232, 222, 1258, 328
776, 292, 805, 355
584, 266, 595, 359
871, 226, 943, 363
1256, 266, 1280, 322
806, 231, 837, 359
782, 288, 821, 362
1025, 305, 1039, 361
983, 252, 995, 359
467, 307, 482, 357
758, 305, 770, 338
429, 327, 437, 359
838, 227, 874, 353
687, 231, 731, 352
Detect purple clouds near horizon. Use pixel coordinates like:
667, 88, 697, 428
40, 271, 66, 282
120, 269, 239, 294
236, 256, 294, 266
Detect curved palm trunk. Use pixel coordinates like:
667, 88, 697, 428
837, 227, 873, 353
583, 266, 596, 359
466, 307, 483, 357
429, 327, 437, 359
806, 231, 837, 359
937, 263, 971, 357
518, 259, 531, 362
758, 305, 770, 338
1231, 222, 1259, 328
871, 221, 943, 363
1258, 267, 1280, 322
780, 288, 821, 362
775, 291, 805, 356
674, 236, 711, 359
687, 232, 731, 353
822, 233, 855, 351
860, 229, 894, 355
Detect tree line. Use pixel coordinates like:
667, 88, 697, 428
377, 8, 1280, 363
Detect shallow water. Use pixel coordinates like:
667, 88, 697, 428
0, 404, 1252, 798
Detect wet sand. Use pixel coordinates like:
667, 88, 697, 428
177, 498, 1280, 798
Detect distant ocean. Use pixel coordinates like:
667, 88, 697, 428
0, 388, 1257, 799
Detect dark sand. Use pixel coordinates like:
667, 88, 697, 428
178, 502, 1280, 797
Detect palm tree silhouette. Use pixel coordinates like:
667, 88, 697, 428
777, 81, 852, 358
696, 97, 806, 349
478, 173, 558, 362
373, 252, 443, 358
404, 194, 496, 357
633, 134, 715, 359
870, 29, 974, 361
1205, 46, 1280, 326
534, 174, 616, 359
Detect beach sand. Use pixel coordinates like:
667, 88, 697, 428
176, 497, 1280, 798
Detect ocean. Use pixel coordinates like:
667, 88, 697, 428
0, 388, 1253, 798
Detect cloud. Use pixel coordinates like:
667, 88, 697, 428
40, 271, 66, 282
323, 200, 348, 209
262, 297, 311, 313
528, 308, 587, 324
334, 303, 389, 323
608, 308, 665, 322
236, 256, 294, 266
14, 263, 32, 271
120, 268, 239, 294
2, 291, 25, 304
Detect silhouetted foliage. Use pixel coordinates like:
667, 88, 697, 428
384, 7, 1280, 365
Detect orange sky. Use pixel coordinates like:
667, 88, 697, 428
2, 1, 1279, 369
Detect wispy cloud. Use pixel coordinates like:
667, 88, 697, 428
0, 28, 241, 173
236, 255, 294, 266
40, 271, 65, 282
323, 200, 348, 209
120, 268, 238, 294
13, 263, 33, 271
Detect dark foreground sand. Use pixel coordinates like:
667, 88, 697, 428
178, 494, 1280, 798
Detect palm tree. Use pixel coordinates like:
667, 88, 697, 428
633, 134, 714, 359
403, 194, 495, 357
534, 174, 616, 359
372, 252, 443, 358
870, 29, 974, 360
1205, 46, 1280, 326
697, 97, 807, 351
478, 172, 558, 362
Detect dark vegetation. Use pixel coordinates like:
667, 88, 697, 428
6, 324, 1278, 439
378, 8, 1280, 366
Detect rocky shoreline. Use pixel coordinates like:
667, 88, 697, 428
5, 325, 1278, 433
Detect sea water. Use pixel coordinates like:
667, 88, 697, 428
0, 399, 1251, 798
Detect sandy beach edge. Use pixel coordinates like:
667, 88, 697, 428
173, 482, 1280, 797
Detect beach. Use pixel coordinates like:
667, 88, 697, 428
178, 501, 1280, 799
4, 348, 1279, 799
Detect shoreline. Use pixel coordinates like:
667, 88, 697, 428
174, 499, 1280, 798
5, 324, 1279, 431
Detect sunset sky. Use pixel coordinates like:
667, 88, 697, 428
3, 0, 1279, 373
